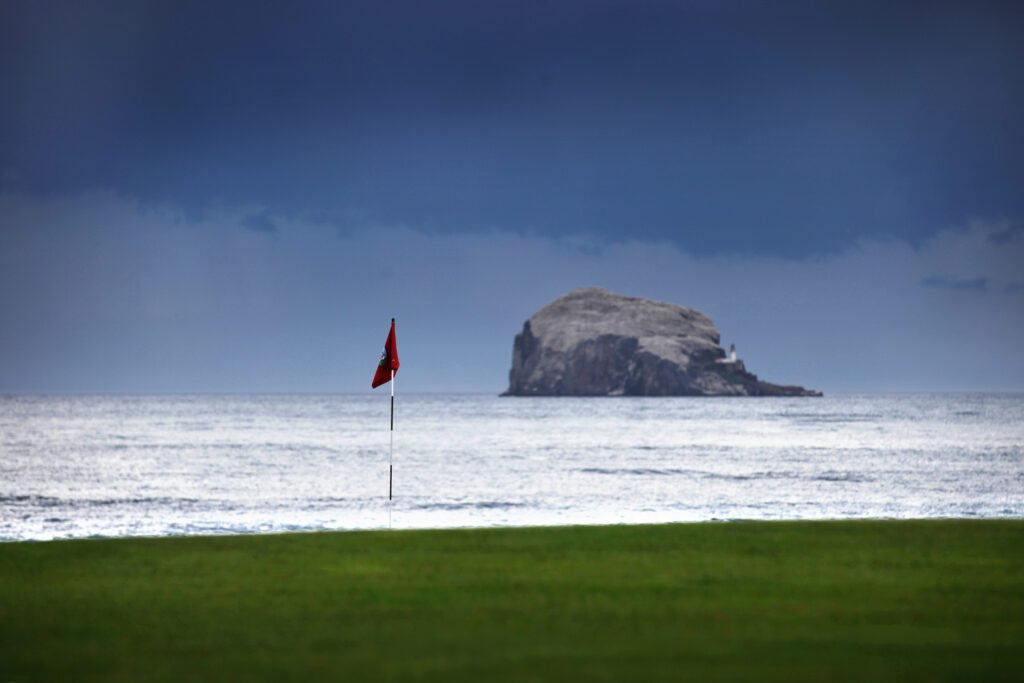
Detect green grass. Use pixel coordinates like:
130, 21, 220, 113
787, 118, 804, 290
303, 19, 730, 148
2, 520, 1023, 681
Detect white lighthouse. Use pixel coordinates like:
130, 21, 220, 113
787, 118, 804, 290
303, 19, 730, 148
716, 343, 740, 366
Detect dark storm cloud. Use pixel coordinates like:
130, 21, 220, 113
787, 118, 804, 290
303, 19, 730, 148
989, 223, 1024, 246
241, 210, 279, 235
919, 275, 989, 292
2, 0, 1021, 257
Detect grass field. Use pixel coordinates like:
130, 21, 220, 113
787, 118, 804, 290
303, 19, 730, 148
2, 520, 1023, 681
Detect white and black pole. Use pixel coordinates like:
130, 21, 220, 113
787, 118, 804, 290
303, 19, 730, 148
389, 367, 394, 529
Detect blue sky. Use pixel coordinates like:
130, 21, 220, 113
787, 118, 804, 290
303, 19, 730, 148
1, 0, 1022, 393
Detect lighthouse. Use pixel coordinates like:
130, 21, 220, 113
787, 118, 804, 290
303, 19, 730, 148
716, 343, 741, 367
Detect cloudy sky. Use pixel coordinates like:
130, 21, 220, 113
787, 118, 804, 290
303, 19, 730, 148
1, 0, 1021, 393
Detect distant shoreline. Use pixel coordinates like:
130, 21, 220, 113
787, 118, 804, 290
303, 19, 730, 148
4, 390, 1024, 397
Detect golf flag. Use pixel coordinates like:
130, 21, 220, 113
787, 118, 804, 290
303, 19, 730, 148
372, 318, 399, 388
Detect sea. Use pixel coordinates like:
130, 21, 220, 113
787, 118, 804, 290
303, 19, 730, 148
2, 393, 1023, 541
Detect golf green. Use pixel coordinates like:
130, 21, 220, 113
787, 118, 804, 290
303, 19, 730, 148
2, 520, 1022, 681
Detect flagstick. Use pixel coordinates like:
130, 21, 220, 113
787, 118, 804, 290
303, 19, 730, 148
389, 368, 394, 529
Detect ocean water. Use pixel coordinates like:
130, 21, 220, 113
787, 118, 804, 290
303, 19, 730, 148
2, 393, 1023, 541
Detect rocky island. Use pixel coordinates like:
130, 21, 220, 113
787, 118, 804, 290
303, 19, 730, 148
503, 288, 821, 397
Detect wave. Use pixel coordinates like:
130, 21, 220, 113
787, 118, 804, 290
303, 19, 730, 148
777, 412, 885, 423
578, 467, 793, 481
0, 494, 201, 507
813, 471, 874, 483
411, 501, 527, 511
579, 467, 697, 477
579, 468, 874, 483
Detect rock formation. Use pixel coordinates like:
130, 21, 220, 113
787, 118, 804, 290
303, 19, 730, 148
503, 288, 821, 397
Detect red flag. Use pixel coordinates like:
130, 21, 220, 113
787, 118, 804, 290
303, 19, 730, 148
371, 318, 399, 388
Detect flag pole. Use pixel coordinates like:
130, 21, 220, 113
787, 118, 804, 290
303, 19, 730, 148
389, 367, 394, 529
372, 316, 398, 530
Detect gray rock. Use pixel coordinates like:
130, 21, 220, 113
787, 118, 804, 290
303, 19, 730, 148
503, 288, 821, 397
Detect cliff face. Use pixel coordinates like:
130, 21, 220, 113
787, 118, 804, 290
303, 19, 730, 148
504, 288, 821, 397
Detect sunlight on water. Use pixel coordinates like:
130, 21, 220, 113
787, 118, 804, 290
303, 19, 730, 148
2, 394, 1022, 540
